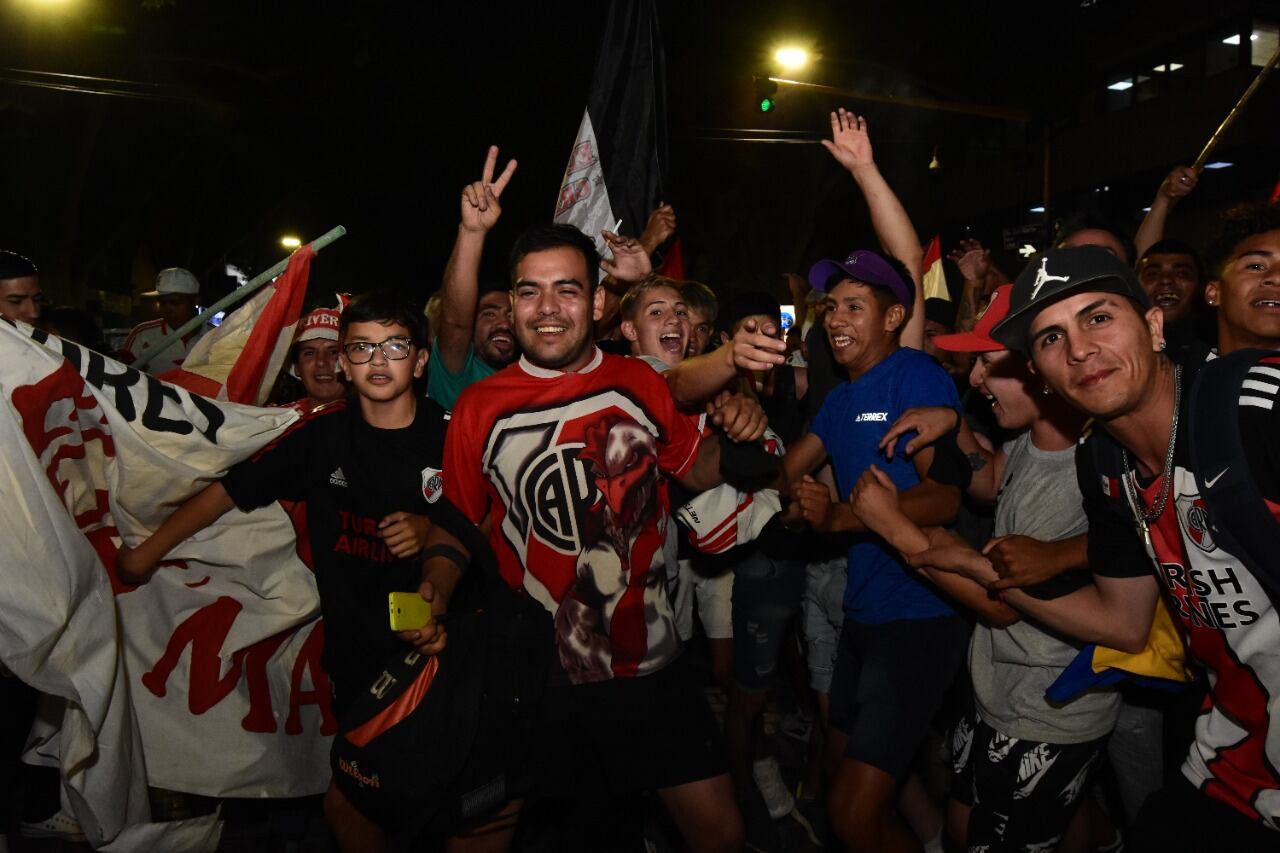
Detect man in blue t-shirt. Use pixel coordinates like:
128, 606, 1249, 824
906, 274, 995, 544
780, 248, 965, 853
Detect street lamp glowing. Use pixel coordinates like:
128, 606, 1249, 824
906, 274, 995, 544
774, 47, 809, 71
280, 235, 302, 250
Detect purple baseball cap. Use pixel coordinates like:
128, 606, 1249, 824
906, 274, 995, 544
807, 250, 914, 308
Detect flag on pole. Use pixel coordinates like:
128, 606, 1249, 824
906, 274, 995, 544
921, 235, 950, 301
163, 246, 315, 405
553, 0, 667, 257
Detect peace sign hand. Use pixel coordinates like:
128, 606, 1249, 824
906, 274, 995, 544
460, 145, 518, 234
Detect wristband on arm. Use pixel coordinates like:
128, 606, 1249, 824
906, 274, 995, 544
925, 426, 973, 491
422, 544, 469, 575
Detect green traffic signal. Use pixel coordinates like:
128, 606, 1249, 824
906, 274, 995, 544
760, 97, 775, 112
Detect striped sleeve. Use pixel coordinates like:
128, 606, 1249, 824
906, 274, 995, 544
1240, 353, 1280, 506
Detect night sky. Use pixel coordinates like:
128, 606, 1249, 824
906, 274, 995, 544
1, 0, 1274, 322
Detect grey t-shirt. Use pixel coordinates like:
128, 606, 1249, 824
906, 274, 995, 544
968, 432, 1120, 743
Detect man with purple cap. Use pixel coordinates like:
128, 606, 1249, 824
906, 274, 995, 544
779, 245, 966, 853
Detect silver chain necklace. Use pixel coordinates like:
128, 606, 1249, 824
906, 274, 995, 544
1120, 364, 1182, 546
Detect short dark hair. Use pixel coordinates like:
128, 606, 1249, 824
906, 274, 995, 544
1139, 239, 1203, 281
508, 224, 599, 287
1055, 212, 1136, 265
719, 290, 781, 337
1205, 201, 1280, 279
0, 250, 38, 280
339, 291, 427, 349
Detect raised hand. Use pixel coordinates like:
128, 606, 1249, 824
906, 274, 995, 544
948, 239, 991, 283
878, 406, 959, 460
820, 108, 873, 172
600, 230, 653, 283
460, 145, 518, 234
728, 317, 788, 372
639, 203, 677, 253
1158, 165, 1199, 201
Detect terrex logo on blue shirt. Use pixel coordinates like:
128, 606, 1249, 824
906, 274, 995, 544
855, 412, 888, 422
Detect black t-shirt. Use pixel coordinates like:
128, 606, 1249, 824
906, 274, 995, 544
222, 395, 449, 705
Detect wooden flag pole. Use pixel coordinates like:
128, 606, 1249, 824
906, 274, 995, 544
1193, 43, 1280, 170
133, 225, 346, 371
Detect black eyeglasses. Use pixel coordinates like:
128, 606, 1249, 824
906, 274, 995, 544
342, 336, 413, 364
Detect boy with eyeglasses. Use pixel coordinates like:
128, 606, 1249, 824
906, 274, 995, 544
117, 291, 451, 851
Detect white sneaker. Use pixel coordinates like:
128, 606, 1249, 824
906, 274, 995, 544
752, 756, 795, 819
19, 810, 86, 842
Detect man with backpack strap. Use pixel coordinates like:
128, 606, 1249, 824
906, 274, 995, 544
975, 244, 1279, 852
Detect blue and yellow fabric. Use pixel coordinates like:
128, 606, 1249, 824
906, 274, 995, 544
1046, 597, 1192, 703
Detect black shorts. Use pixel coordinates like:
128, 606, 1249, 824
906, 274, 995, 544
529, 654, 727, 797
951, 714, 1105, 850
828, 615, 967, 781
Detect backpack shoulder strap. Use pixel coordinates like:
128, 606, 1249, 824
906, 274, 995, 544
1188, 349, 1280, 598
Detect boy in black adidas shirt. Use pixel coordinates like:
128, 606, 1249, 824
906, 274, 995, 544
118, 291, 449, 851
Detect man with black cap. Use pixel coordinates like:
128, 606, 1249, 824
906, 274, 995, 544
120, 267, 206, 375
978, 244, 1280, 852
779, 247, 965, 853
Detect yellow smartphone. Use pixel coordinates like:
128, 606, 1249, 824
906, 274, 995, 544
388, 591, 432, 631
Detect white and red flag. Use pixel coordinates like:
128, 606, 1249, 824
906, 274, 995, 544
0, 318, 332, 849
163, 246, 314, 405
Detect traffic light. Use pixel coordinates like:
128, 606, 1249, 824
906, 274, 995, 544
753, 77, 778, 113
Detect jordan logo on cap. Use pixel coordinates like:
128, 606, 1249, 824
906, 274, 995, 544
1030, 258, 1069, 300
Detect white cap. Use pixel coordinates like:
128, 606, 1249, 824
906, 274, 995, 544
143, 267, 200, 298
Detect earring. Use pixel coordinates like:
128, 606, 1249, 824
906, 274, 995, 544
1042, 385, 1053, 396
1159, 340, 1167, 351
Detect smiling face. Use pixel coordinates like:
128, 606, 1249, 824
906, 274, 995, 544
1025, 291, 1164, 422
512, 246, 604, 372
621, 284, 690, 369
1205, 228, 1280, 354
822, 279, 904, 378
294, 339, 345, 405
473, 290, 517, 369
1138, 252, 1199, 325
969, 350, 1038, 430
338, 320, 427, 403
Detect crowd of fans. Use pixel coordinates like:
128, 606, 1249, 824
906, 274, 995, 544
2, 104, 1279, 853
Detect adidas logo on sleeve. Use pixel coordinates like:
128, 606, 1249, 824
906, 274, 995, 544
329, 467, 348, 488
